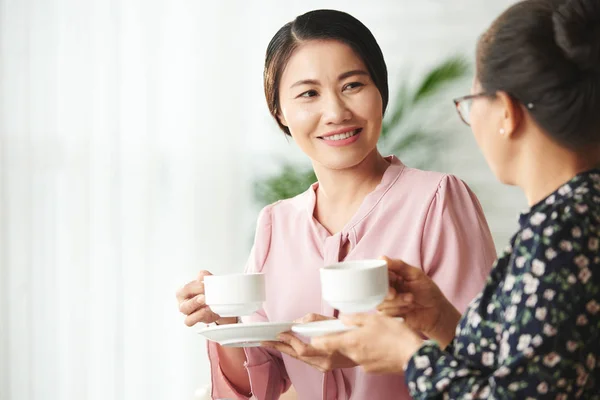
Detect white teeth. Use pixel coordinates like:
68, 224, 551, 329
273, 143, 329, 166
325, 129, 359, 141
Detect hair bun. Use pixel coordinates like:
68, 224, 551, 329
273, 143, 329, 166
553, 0, 600, 73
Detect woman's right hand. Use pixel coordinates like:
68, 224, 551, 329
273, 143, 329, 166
176, 270, 235, 326
377, 257, 460, 348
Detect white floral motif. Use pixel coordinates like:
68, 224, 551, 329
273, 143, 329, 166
521, 228, 534, 241
532, 335, 543, 347
558, 184, 572, 195
543, 352, 561, 367
494, 366, 511, 378
505, 305, 517, 322
523, 273, 539, 294
525, 294, 537, 308
543, 289, 555, 301
587, 354, 596, 370
466, 343, 476, 356
545, 195, 556, 204
504, 275, 516, 291
575, 204, 588, 214
482, 352, 494, 367
576, 314, 589, 326
435, 378, 450, 391
543, 227, 554, 237
567, 341, 579, 352
572, 226, 582, 238
499, 341, 510, 363
470, 312, 482, 327
517, 334, 531, 351
545, 248, 557, 260
478, 386, 491, 398
579, 268, 592, 284
515, 256, 526, 268
568, 274, 577, 284
575, 255, 589, 268
560, 240, 573, 251
589, 237, 599, 251
531, 259, 545, 276
530, 212, 547, 226
535, 307, 547, 320
586, 300, 600, 315
543, 324, 557, 336
416, 376, 427, 392
480, 338, 488, 347
414, 355, 430, 369
508, 382, 520, 391
537, 382, 548, 394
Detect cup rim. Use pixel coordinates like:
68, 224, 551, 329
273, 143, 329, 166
321, 259, 387, 271
204, 272, 265, 280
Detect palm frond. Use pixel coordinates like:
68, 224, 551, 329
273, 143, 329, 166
412, 56, 470, 104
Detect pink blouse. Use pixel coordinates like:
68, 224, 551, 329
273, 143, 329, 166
207, 156, 497, 399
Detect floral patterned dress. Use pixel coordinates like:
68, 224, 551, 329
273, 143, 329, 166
405, 169, 600, 399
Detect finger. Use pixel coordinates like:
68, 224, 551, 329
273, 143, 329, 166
377, 306, 413, 317
378, 293, 414, 310
267, 342, 298, 358
197, 270, 212, 281
184, 307, 219, 327
380, 256, 420, 279
294, 313, 332, 324
179, 294, 207, 315
278, 333, 323, 357
385, 286, 397, 301
176, 280, 204, 303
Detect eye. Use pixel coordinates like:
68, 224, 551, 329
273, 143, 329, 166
297, 90, 318, 98
343, 82, 364, 91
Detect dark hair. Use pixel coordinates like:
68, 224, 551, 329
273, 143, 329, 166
477, 0, 600, 149
264, 9, 389, 135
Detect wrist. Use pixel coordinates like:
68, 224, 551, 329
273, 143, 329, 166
431, 300, 461, 349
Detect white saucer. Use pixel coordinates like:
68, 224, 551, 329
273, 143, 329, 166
292, 317, 404, 338
197, 321, 296, 347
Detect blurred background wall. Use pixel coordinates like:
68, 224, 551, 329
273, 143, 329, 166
0, 1, 522, 399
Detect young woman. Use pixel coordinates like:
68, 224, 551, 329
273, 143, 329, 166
176, 9, 496, 400
313, 0, 600, 398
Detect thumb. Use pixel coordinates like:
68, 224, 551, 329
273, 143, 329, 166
380, 256, 420, 279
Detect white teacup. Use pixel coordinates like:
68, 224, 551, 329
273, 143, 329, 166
204, 273, 266, 317
320, 259, 388, 314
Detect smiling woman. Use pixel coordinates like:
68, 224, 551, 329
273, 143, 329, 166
177, 9, 497, 400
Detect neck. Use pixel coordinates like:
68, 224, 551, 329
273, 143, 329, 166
518, 142, 600, 206
312, 150, 390, 207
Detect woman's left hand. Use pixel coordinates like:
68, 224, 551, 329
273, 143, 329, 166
311, 313, 424, 374
262, 313, 357, 372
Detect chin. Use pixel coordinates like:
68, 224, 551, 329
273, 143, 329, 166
316, 148, 376, 171
490, 165, 517, 186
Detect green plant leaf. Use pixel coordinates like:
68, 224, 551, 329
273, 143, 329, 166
253, 165, 316, 205
412, 56, 470, 104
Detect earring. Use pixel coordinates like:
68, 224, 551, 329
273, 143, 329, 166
500, 128, 506, 135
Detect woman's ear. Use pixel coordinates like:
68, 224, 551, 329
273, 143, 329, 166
496, 91, 523, 138
277, 107, 288, 127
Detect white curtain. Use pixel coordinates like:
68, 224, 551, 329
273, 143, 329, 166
0, 1, 254, 399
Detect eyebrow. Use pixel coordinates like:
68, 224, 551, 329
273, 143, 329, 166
290, 69, 369, 89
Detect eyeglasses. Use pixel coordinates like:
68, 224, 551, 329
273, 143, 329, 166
453, 92, 489, 126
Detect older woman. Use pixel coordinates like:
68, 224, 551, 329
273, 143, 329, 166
313, 0, 600, 398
